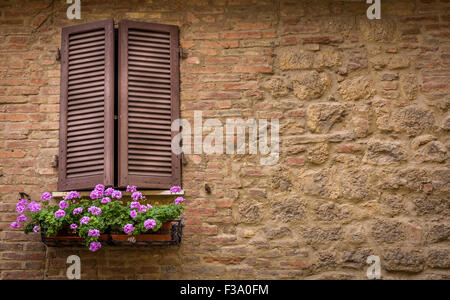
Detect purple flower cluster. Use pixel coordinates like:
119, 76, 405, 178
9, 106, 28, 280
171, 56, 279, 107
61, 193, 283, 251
70, 223, 78, 230
33, 226, 40, 233
41, 192, 52, 201
28, 201, 41, 213
124, 224, 134, 235
111, 190, 122, 199
88, 229, 100, 237
174, 196, 185, 206
88, 206, 101, 216
130, 210, 137, 219
131, 191, 144, 201
104, 187, 114, 196
59, 200, 68, 209
130, 201, 140, 209
64, 191, 80, 202
17, 214, 27, 222
138, 205, 147, 213
10, 222, 19, 229
144, 219, 156, 230
170, 186, 182, 193
16, 202, 26, 214
126, 185, 137, 193
89, 241, 101, 252
55, 209, 65, 218
80, 216, 90, 225
101, 197, 111, 204
73, 207, 83, 215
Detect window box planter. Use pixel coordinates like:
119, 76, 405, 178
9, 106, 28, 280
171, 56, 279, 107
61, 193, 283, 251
41, 220, 183, 247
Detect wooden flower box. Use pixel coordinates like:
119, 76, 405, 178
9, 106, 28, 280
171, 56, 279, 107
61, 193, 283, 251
41, 220, 183, 247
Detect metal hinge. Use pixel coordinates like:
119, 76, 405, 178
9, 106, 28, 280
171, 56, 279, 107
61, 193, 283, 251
56, 48, 61, 61
179, 46, 187, 59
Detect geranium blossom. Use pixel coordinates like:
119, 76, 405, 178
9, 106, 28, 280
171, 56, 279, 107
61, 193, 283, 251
88, 229, 100, 237
101, 197, 111, 204
138, 205, 147, 213
111, 190, 122, 199
131, 191, 143, 201
16, 203, 26, 214
104, 187, 114, 197
95, 184, 105, 192
130, 201, 140, 209
147, 204, 152, 210
88, 206, 101, 215
59, 200, 68, 209
130, 209, 137, 219
126, 185, 137, 193
41, 192, 52, 201
89, 241, 101, 252
170, 186, 182, 193
33, 226, 40, 233
55, 209, 65, 218
17, 214, 27, 222
80, 216, 90, 225
144, 219, 156, 230
10, 222, 20, 229
73, 207, 83, 215
124, 224, 134, 234
90, 189, 103, 200
64, 191, 80, 201
28, 201, 41, 213
18, 199, 28, 206
174, 196, 185, 205
70, 223, 78, 230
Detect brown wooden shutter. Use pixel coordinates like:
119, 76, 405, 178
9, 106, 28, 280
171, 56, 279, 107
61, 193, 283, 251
58, 19, 115, 191
118, 20, 181, 189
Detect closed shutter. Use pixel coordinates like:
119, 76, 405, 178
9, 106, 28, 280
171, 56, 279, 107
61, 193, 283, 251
58, 19, 115, 191
118, 20, 181, 189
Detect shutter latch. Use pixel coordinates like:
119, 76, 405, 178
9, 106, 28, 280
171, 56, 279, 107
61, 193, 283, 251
56, 48, 61, 62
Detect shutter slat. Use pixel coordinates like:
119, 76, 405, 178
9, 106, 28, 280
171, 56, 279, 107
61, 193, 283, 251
59, 20, 114, 192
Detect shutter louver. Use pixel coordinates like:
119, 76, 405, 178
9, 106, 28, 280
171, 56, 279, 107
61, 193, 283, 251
118, 20, 181, 189
58, 19, 114, 191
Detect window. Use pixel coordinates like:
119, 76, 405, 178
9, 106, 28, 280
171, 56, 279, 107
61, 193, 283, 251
58, 19, 181, 191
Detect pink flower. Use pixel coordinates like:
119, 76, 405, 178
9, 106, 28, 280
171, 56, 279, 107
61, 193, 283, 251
130, 201, 140, 209
88, 229, 100, 237
59, 200, 68, 209
33, 226, 40, 233
111, 190, 122, 199
17, 214, 27, 222
80, 216, 90, 225
101, 197, 111, 204
88, 206, 101, 216
89, 242, 101, 252
147, 204, 152, 210
10, 222, 20, 229
28, 201, 41, 213
144, 219, 156, 230
55, 209, 65, 218
170, 186, 182, 193
131, 191, 143, 201
70, 223, 78, 230
64, 191, 80, 201
124, 224, 134, 235
138, 205, 147, 213
95, 184, 105, 192
104, 187, 114, 197
41, 192, 52, 201
16, 203, 26, 214
174, 196, 185, 205
73, 207, 83, 215
130, 209, 137, 219
90, 189, 103, 200
126, 185, 137, 193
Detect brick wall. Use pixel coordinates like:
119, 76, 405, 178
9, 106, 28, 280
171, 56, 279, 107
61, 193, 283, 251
0, 0, 449, 279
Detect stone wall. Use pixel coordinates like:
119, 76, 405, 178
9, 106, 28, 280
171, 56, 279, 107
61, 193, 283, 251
0, 0, 449, 279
